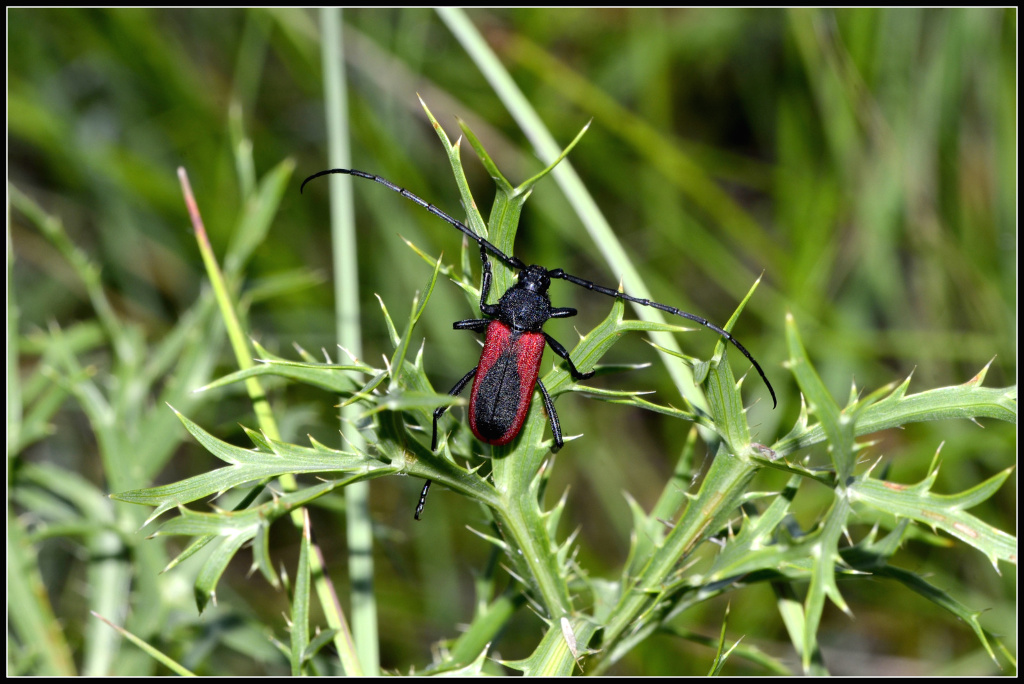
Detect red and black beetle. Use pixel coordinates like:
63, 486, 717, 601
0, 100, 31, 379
302, 168, 776, 518
436, 255, 588, 450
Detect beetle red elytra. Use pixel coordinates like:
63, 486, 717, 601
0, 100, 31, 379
302, 168, 776, 519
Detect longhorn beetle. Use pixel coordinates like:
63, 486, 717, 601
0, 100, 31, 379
302, 168, 777, 519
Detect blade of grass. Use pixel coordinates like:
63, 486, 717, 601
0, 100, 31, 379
291, 509, 313, 676
90, 612, 194, 676
319, 7, 376, 675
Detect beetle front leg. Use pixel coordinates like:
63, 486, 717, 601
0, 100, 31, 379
543, 332, 596, 380
477, 244, 499, 316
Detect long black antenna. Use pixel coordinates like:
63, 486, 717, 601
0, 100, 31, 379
550, 269, 776, 408
301, 168, 522, 271
302, 168, 777, 408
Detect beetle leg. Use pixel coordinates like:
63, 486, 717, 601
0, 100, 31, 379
548, 307, 578, 319
414, 480, 431, 521
420, 366, 480, 520
433, 367, 478, 450
536, 379, 563, 452
453, 318, 490, 332
542, 332, 596, 380
477, 244, 500, 316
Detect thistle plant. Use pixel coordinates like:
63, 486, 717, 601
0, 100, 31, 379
9, 8, 1016, 678
110, 106, 1016, 675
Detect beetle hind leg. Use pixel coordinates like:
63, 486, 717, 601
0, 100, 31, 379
536, 379, 563, 452
542, 332, 595, 380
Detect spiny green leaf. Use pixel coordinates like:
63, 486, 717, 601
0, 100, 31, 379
850, 465, 1016, 568
800, 493, 853, 669
786, 313, 855, 483
419, 96, 490, 238
502, 616, 597, 675
516, 120, 591, 194
704, 341, 752, 454
459, 118, 514, 194
154, 478, 354, 538
196, 359, 368, 395
771, 361, 1015, 459
194, 532, 249, 613
375, 294, 400, 348
111, 409, 389, 509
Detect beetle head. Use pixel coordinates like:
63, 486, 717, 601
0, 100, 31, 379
517, 265, 551, 294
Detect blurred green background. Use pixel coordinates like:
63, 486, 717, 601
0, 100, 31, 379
9, 8, 1015, 676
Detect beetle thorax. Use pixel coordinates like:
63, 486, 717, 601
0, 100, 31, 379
497, 277, 553, 332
